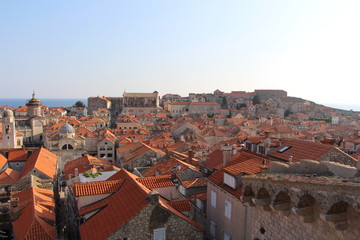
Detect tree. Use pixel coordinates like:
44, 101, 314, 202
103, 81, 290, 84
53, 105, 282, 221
73, 100, 85, 107
284, 108, 294, 117
252, 95, 260, 105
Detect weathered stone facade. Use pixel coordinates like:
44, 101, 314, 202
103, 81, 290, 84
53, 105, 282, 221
242, 173, 360, 240
108, 199, 204, 240
318, 148, 357, 167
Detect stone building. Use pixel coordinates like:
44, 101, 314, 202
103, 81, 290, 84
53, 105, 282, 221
241, 159, 360, 240
268, 138, 358, 167
254, 89, 288, 100
87, 96, 123, 127
67, 169, 204, 240
0, 109, 23, 148
12, 93, 50, 145
44, 123, 86, 171
206, 150, 267, 240
168, 102, 221, 117
122, 91, 161, 116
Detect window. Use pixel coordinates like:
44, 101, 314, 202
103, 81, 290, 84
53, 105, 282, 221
210, 220, 216, 238
224, 232, 231, 240
211, 190, 217, 208
153, 228, 165, 240
179, 186, 186, 196
196, 198, 202, 210
224, 173, 236, 189
225, 200, 232, 219
277, 145, 291, 153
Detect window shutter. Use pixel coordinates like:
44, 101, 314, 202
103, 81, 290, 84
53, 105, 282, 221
153, 228, 165, 240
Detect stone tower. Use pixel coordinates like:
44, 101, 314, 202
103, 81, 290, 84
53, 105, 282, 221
26, 92, 42, 117
1, 109, 21, 148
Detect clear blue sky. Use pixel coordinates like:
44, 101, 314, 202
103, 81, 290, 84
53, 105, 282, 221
1, 1, 359, 109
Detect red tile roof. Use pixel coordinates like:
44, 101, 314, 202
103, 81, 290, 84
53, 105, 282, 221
19, 147, 57, 179
141, 157, 201, 177
207, 151, 267, 198
268, 138, 334, 163
136, 175, 174, 189
0, 168, 21, 185
0, 154, 7, 169
73, 180, 124, 196
64, 155, 116, 180
159, 198, 204, 231
0, 149, 27, 162
79, 169, 151, 240
12, 187, 56, 240
181, 178, 207, 189
168, 199, 191, 212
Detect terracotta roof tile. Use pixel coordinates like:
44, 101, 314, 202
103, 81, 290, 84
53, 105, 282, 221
181, 178, 207, 189
73, 180, 124, 196
12, 187, 56, 240
64, 155, 116, 180
0, 168, 20, 185
0, 149, 27, 162
79, 169, 150, 240
159, 198, 204, 231
168, 199, 191, 212
136, 175, 174, 189
0, 154, 7, 169
268, 138, 334, 163
207, 151, 267, 199
19, 147, 57, 179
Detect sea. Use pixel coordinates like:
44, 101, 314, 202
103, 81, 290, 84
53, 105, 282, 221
0, 99, 87, 108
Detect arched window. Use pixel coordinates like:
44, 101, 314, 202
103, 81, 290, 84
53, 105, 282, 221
61, 144, 74, 150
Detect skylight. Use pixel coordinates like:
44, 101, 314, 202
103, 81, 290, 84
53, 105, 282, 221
277, 146, 292, 153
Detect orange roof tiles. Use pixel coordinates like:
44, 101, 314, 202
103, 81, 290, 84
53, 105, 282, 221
181, 178, 207, 189
73, 180, 124, 196
0, 154, 7, 169
12, 187, 56, 240
159, 198, 204, 231
136, 175, 174, 189
207, 151, 267, 199
64, 155, 116, 180
0, 149, 27, 162
19, 147, 57, 179
268, 138, 334, 163
141, 157, 201, 177
168, 199, 191, 212
223, 157, 265, 176
0, 168, 21, 185
79, 169, 151, 240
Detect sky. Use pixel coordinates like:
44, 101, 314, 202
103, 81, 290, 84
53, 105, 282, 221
1, 1, 359, 110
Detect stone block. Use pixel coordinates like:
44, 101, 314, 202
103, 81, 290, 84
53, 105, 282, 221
252, 197, 271, 206
292, 206, 313, 216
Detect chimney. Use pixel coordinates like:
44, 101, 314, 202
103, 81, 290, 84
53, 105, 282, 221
188, 150, 194, 162
289, 156, 293, 163
74, 168, 79, 177
11, 198, 20, 220
260, 159, 269, 173
147, 191, 159, 204
222, 143, 232, 166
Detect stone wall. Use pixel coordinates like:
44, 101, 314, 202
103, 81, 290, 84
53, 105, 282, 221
242, 174, 360, 240
108, 200, 203, 240
250, 203, 360, 240
318, 148, 357, 167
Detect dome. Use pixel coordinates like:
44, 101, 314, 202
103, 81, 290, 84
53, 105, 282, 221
26, 92, 41, 107
3, 109, 14, 118
60, 123, 75, 134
